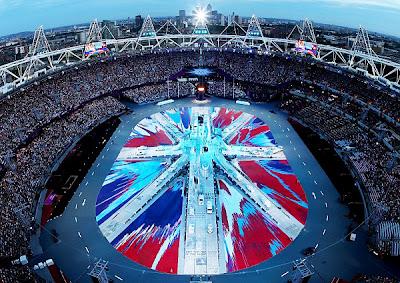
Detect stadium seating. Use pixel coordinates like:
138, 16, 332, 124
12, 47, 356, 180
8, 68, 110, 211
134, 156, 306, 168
0, 49, 399, 282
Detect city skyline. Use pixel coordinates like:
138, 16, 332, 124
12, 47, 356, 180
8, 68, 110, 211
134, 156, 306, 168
0, 0, 399, 38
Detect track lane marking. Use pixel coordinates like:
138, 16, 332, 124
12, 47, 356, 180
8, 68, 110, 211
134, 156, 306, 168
281, 271, 289, 277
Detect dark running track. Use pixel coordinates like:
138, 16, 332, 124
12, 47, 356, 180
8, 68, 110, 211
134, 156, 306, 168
37, 97, 394, 283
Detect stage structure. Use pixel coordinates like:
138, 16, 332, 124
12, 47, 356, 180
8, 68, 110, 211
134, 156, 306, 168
95, 107, 308, 275
88, 259, 109, 283
1, 15, 400, 93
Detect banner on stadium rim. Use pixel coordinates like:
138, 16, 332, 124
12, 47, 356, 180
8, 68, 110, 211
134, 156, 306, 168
294, 40, 318, 57
84, 42, 109, 57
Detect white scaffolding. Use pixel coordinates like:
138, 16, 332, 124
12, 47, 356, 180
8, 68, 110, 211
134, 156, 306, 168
88, 259, 109, 283
350, 26, 379, 75
86, 19, 103, 44
193, 20, 210, 36
192, 6, 210, 36
246, 15, 264, 39
244, 15, 268, 49
155, 20, 182, 48
352, 26, 375, 55
291, 259, 314, 282
29, 26, 51, 56
139, 15, 157, 38
1, 16, 400, 92
23, 26, 53, 79
219, 20, 247, 48
157, 20, 182, 36
287, 18, 317, 43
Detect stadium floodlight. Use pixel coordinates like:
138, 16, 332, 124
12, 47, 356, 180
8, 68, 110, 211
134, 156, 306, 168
193, 6, 209, 25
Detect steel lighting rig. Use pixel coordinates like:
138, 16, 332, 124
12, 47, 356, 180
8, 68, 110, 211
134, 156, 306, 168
1, 16, 399, 94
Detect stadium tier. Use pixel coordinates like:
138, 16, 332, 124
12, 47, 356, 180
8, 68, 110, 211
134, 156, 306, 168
0, 16, 399, 283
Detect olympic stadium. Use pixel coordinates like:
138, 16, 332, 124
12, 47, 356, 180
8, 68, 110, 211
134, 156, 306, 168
0, 4, 400, 283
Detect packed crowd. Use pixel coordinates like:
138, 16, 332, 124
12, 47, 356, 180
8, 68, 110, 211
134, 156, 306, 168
207, 81, 247, 99
289, 82, 400, 151
202, 51, 305, 87
205, 50, 399, 118
281, 95, 400, 256
0, 96, 126, 282
302, 64, 400, 121
356, 275, 399, 283
0, 49, 399, 281
2, 51, 398, 165
0, 51, 198, 161
122, 81, 193, 104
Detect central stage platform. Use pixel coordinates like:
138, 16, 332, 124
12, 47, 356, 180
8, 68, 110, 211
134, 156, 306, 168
39, 97, 373, 283
95, 106, 308, 275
